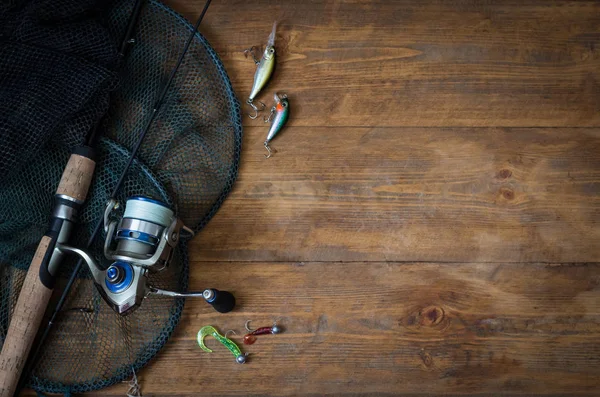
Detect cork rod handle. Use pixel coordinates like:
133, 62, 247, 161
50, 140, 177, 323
0, 153, 95, 397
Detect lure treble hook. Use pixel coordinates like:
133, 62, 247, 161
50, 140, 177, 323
264, 106, 275, 123
244, 46, 260, 65
243, 318, 283, 345
247, 99, 266, 119
198, 325, 247, 364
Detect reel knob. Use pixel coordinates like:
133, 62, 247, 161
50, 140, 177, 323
106, 265, 122, 283
203, 289, 235, 313
104, 262, 134, 294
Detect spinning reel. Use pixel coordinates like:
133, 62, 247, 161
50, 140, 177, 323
55, 196, 235, 315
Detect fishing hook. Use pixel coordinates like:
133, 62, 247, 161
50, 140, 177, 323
264, 106, 276, 123
247, 99, 266, 119
225, 329, 237, 338
244, 319, 281, 331
264, 141, 273, 158
243, 318, 283, 345
244, 46, 260, 65
245, 320, 254, 332
198, 325, 247, 364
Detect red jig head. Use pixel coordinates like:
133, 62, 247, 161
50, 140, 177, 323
243, 319, 283, 345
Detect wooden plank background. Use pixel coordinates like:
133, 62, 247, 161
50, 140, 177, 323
41, 0, 600, 395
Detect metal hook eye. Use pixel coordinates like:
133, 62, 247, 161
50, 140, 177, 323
247, 100, 265, 119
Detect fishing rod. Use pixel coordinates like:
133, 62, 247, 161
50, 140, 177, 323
0, 1, 148, 394
1, 0, 233, 394
11, 1, 147, 393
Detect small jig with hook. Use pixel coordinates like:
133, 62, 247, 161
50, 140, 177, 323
198, 325, 247, 364
243, 319, 283, 345
244, 21, 277, 119
263, 93, 289, 158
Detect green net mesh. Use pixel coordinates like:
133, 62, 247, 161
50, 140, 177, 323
0, 0, 242, 393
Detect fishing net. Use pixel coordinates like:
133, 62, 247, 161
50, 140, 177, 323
0, 0, 242, 394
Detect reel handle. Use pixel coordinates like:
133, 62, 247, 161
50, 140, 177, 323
149, 288, 236, 313
0, 149, 95, 397
205, 289, 236, 313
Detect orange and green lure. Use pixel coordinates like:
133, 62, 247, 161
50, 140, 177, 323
263, 93, 289, 158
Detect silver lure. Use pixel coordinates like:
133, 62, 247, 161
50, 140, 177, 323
245, 22, 277, 119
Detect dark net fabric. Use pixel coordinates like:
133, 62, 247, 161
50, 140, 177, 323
0, 0, 242, 394
102, 0, 242, 233
0, 0, 120, 180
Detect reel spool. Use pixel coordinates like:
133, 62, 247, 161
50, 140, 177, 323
104, 196, 187, 272
57, 196, 235, 315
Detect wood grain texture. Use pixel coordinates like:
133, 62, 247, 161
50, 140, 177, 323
169, 0, 600, 127
21, 0, 600, 395
191, 127, 600, 263
91, 261, 600, 396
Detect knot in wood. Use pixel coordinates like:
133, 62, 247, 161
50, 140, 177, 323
501, 188, 515, 200
420, 306, 445, 326
496, 169, 512, 179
